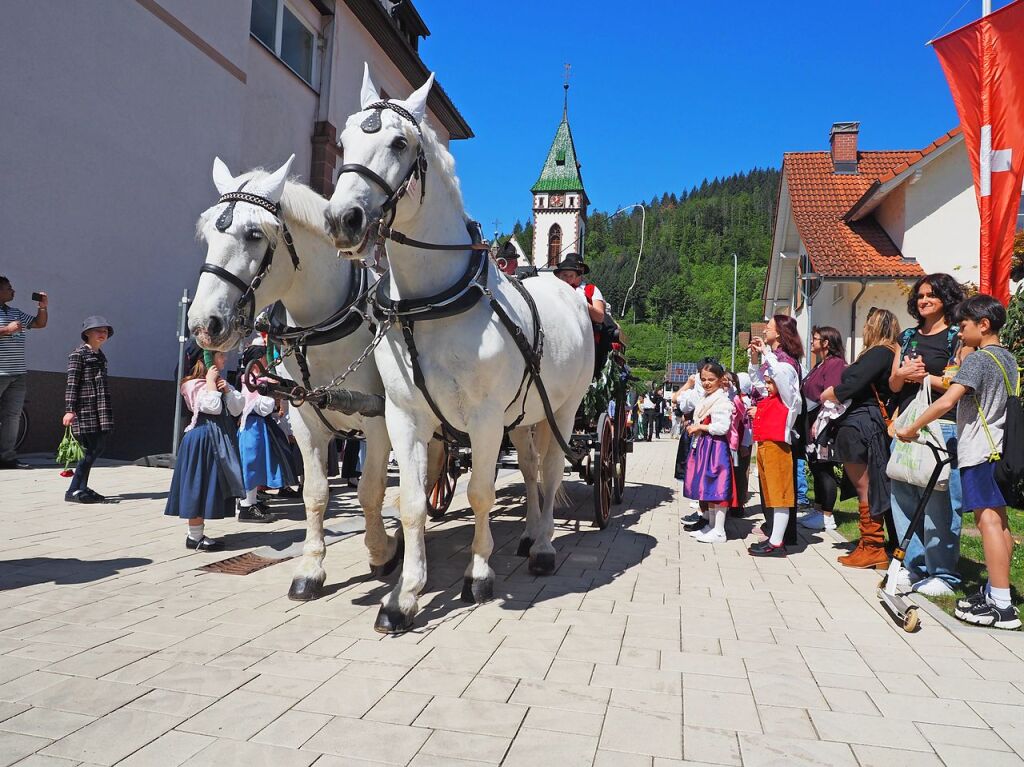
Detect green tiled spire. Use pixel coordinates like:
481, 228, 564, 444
531, 116, 586, 194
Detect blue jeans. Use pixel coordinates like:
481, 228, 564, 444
796, 458, 809, 507
890, 421, 963, 586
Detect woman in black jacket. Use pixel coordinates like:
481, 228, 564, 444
820, 308, 900, 569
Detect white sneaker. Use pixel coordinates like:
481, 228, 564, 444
696, 529, 727, 544
822, 514, 837, 531
689, 525, 711, 538
913, 576, 956, 597
891, 568, 916, 594
799, 511, 824, 530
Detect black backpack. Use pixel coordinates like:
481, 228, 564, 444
977, 349, 1024, 506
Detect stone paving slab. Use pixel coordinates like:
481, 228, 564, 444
3, 440, 1024, 765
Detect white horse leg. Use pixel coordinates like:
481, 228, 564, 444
359, 420, 402, 578
530, 408, 574, 576
375, 408, 434, 634
509, 426, 541, 558
288, 421, 331, 600
461, 419, 503, 604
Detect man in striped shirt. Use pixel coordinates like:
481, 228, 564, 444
0, 276, 48, 469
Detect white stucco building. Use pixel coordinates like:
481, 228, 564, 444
3, 0, 471, 457
763, 122, 1022, 362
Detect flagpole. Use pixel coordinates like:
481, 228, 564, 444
983, 0, 991, 15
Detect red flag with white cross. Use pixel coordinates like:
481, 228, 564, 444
933, 0, 1024, 305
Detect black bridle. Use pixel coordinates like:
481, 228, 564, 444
199, 188, 301, 336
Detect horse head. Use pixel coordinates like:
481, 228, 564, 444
325, 63, 436, 256
189, 155, 296, 350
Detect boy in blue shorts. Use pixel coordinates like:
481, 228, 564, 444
898, 294, 1021, 630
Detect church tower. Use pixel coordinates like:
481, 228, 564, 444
531, 73, 588, 267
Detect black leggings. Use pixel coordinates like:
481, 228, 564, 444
67, 432, 109, 494
809, 460, 838, 512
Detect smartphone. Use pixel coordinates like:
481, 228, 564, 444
31, 292, 43, 302
203, 350, 215, 368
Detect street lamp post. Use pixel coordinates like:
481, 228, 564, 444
730, 252, 738, 370
609, 203, 646, 322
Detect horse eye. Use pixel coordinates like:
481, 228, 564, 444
391, 137, 408, 151
244, 229, 263, 242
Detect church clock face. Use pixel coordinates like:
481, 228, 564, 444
549, 194, 563, 208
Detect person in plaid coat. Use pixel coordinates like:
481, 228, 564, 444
63, 316, 114, 503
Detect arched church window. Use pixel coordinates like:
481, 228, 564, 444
547, 224, 562, 266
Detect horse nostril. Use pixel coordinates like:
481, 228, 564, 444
342, 207, 364, 232
207, 316, 223, 337
324, 211, 339, 237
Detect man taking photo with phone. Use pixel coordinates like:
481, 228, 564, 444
0, 276, 48, 469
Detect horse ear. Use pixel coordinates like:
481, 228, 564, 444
360, 62, 381, 109
394, 72, 434, 123
212, 157, 236, 196
249, 154, 294, 204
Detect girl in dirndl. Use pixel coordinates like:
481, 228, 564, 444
747, 341, 801, 558
683, 360, 736, 544
236, 343, 298, 523
164, 349, 245, 551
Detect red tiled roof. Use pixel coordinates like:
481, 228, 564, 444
874, 128, 962, 184
784, 150, 926, 278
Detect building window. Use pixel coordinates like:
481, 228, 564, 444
250, 0, 320, 88
547, 224, 562, 266
832, 284, 845, 305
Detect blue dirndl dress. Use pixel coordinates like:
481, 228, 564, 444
164, 409, 245, 520
238, 413, 299, 491
684, 426, 734, 504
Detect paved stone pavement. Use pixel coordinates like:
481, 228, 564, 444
3, 439, 1024, 766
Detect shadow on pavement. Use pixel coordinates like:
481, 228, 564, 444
0, 557, 152, 589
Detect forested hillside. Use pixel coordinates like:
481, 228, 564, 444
510, 168, 782, 379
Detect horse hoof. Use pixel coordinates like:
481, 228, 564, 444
369, 535, 405, 579
460, 576, 494, 604
515, 537, 533, 558
373, 605, 415, 634
287, 575, 325, 601
528, 552, 556, 576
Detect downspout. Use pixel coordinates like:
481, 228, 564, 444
849, 279, 868, 362
316, 12, 335, 125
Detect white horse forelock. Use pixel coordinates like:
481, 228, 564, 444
196, 171, 329, 247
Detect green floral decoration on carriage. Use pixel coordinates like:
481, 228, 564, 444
582, 355, 629, 424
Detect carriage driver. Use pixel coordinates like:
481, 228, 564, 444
553, 253, 613, 376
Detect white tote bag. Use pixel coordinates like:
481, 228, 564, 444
886, 384, 950, 490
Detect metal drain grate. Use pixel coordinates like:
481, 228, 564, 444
198, 552, 289, 576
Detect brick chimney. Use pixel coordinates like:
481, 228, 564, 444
830, 122, 860, 174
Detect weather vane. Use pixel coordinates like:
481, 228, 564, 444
563, 63, 571, 116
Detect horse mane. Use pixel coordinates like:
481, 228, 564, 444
196, 170, 329, 245
416, 120, 467, 220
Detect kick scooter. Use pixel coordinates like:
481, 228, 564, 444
878, 439, 952, 632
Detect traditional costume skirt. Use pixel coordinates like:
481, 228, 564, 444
756, 440, 794, 508
164, 412, 245, 520
238, 414, 299, 491
684, 434, 734, 503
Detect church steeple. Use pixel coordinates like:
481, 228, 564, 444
531, 68, 588, 267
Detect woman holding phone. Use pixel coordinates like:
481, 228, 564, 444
164, 348, 245, 551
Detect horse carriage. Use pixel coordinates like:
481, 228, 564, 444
426, 350, 631, 529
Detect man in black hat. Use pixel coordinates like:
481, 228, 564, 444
553, 254, 614, 376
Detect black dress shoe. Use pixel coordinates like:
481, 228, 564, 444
186, 535, 223, 551
682, 520, 706, 532
82, 488, 107, 502
748, 540, 787, 558
65, 490, 99, 504
237, 503, 273, 523
0, 459, 30, 470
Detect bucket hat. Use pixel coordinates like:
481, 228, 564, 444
81, 315, 114, 341
552, 253, 589, 275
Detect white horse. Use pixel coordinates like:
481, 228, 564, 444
325, 66, 594, 633
188, 156, 404, 600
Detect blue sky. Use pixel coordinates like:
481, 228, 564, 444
414, 0, 1010, 240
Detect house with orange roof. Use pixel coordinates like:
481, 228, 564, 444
762, 121, 1022, 361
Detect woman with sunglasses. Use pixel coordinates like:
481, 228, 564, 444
887, 273, 968, 596
820, 308, 901, 569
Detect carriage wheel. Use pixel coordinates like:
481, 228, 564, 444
612, 403, 627, 504
593, 414, 614, 529
427, 442, 457, 519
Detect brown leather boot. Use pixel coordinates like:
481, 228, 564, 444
838, 503, 889, 569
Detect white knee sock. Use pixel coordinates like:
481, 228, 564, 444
769, 507, 789, 546
188, 522, 205, 541
241, 489, 258, 507
713, 507, 726, 535
990, 586, 1012, 609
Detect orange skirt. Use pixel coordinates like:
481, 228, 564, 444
756, 441, 794, 508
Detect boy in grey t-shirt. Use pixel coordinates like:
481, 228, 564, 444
898, 295, 1021, 630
